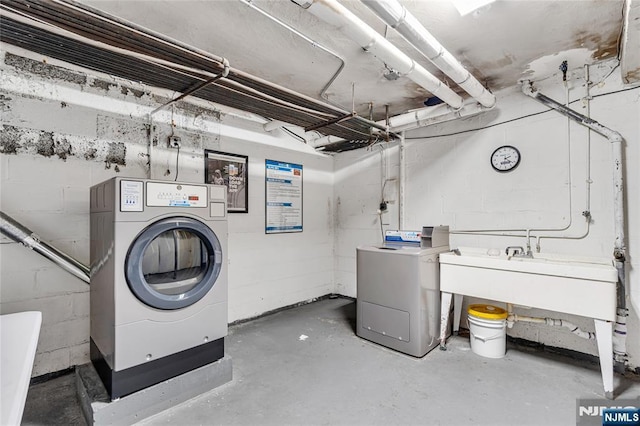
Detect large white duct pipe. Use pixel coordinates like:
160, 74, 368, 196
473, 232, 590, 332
362, 0, 496, 108
388, 101, 486, 131
291, 0, 463, 109
310, 101, 487, 148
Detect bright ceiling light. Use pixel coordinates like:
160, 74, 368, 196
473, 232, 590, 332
451, 0, 496, 16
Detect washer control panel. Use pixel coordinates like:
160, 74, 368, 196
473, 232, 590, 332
384, 230, 421, 244
146, 182, 208, 207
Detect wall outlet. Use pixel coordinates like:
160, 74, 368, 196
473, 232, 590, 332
168, 136, 181, 148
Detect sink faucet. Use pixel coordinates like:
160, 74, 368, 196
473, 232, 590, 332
505, 246, 533, 258
505, 246, 524, 257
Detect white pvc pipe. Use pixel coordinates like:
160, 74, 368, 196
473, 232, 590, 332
584, 65, 593, 213
291, 0, 463, 109
399, 132, 406, 229
509, 314, 596, 340
388, 102, 484, 131
613, 311, 628, 369
362, 0, 496, 108
508, 303, 596, 339
449, 83, 594, 243
521, 85, 627, 369
521, 84, 626, 257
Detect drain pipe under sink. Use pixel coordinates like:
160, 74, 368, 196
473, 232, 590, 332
522, 82, 628, 371
506, 304, 596, 340
0, 211, 90, 284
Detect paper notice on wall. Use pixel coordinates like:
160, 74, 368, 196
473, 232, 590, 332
265, 159, 303, 234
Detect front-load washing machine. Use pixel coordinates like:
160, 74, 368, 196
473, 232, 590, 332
90, 177, 228, 399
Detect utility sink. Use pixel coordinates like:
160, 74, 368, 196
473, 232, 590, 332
439, 247, 617, 321
437, 246, 618, 398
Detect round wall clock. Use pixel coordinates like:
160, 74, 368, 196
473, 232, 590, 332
491, 145, 521, 172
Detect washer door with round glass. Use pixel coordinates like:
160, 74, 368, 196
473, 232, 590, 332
125, 217, 223, 310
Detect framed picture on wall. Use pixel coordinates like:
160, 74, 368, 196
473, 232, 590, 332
205, 150, 249, 213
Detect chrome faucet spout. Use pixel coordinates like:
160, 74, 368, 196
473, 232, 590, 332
505, 246, 524, 256
505, 246, 533, 258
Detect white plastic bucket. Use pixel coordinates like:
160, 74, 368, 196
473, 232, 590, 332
468, 314, 506, 359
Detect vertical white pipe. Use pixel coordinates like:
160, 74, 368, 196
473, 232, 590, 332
522, 85, 626, 253
522, 83, 628, 370
611, 138, 625, 253
399, 132, 406, 229
613, 310, 628, 371
584, 64, 592, 212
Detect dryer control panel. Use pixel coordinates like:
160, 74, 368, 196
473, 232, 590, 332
146, 182, 208, 207
120, 180, 144, 212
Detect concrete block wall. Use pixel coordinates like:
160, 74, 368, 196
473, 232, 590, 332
333, 146, 400, 295
334, 60, 640, 370
0, 46, 333, 376
218, 119, 335, 321
2, 43, 638, 377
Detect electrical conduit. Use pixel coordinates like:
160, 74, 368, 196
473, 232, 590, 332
238, 0, 346, 105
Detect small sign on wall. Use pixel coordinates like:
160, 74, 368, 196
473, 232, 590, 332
265, 159, 303, 234
205, 150, 249, 213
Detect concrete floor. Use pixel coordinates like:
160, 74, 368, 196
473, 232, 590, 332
23, 297, 640, 425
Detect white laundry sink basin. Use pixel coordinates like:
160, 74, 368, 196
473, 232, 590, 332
439, 246, 619, 398
439, 247, 617, 321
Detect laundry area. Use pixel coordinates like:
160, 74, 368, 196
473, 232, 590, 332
20, 298, 639, 425
0, 0, 639, 425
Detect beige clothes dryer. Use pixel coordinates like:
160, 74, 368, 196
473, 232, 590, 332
90, 178, 228, 399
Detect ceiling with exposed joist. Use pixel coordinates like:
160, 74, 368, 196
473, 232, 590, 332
1, 0, 639, 152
